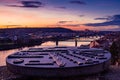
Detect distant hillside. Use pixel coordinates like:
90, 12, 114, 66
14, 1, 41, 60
0, 27, 74, 33
36, 27, 74, 33
0, 27, 75, 37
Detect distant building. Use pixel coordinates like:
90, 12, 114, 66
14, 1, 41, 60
90, 41, 99, 48
90, 40, 109, 49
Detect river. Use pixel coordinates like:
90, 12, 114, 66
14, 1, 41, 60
0, 36, 100, 66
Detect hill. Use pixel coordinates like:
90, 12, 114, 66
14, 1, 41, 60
0, 27, 74, 37
0, 27, 74, 33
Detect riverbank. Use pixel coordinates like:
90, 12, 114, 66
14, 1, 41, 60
0, 65, 120, 80
0, 39, 43, 51
0, 36, 75, 51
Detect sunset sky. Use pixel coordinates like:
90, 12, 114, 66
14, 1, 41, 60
0, 0, 120, 31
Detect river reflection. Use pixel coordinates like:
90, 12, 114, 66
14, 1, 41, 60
0, 37, 98, 66
0, 49, 17, 66
41, 41, 90, 47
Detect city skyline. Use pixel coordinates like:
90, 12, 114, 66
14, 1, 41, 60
0, 0, 120, 31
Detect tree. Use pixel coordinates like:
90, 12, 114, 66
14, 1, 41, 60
110, 41, 119, 65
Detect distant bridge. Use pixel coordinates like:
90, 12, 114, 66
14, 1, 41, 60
60, 40, 93, 42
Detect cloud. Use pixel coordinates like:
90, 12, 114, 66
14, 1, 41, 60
1, 0, 18, 3
94, 16, 114, 21
64, 24, 80, 27
70, 0, 86, 5
3, 25, 22, 27
56, 6, 67, 9
94, 18, 109, 20
57, 21, 80, 27
7, 0, 44, 8
79, 15, 84, 17
57, 24, 80, 27
85, 21, 120, 26
58, 21, 73, 24
85, 14, 120, 27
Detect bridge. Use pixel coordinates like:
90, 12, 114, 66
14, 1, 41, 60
55, 35, 103, 47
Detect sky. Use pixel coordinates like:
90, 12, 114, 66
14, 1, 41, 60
0, 0, 120, 31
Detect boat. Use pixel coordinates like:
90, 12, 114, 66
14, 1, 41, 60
6, 46, 111, 77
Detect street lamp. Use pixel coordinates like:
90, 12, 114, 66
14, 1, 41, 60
75, 36, 79, 47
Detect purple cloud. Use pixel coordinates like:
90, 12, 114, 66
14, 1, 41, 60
79, 15, 84, 17
56, 6, 67, 9
70, 0, 86, 5
58, 21, 73, 24
94, 18, 109, 20
85, 14, 120, 27
7, 0, 44, 8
